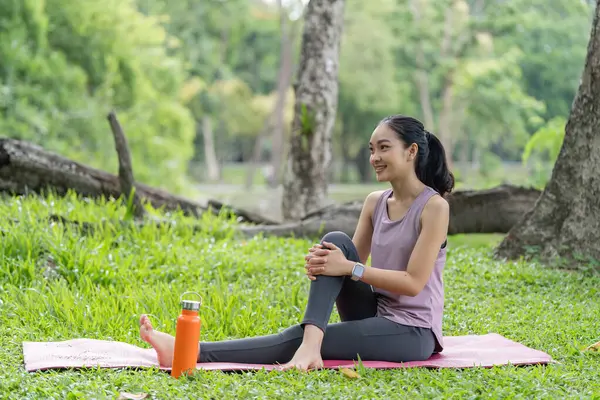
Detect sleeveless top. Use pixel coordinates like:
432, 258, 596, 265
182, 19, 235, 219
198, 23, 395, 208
370, 186, 446, 353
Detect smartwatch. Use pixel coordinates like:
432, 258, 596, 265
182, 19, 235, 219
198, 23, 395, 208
351, 262, 366, 281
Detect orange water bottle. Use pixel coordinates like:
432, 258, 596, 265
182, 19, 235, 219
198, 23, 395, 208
171, 291, 202, 379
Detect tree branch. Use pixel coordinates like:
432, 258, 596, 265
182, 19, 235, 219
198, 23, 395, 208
107, 111, 146, 219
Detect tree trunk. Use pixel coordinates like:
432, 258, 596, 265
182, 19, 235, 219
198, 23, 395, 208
437, 1, 457, 168
281, 0, 346, 220
244, 122, 269, 189
339, 121, 352, 183
410, 0, 436, 131
269, 0, 298, 188
438, 74, 455, 168
353, 148, 371, 183
247, 4, 299, 190
202, 116, 220, 182
494, 0, 600, 265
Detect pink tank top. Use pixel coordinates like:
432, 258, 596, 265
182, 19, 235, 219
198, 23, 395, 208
371, 186, 446, 352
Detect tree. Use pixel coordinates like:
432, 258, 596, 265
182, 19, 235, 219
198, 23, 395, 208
335, 0, 412, 183
138, 0, 284, 180
245, 0, 301, 189
0, 0, 196, 192
487, 0, 593, 121
398, 0, 548, 170
281, 0, 346, 220
494, 0, 600, 266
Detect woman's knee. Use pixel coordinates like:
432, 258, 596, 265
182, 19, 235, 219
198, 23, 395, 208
320, 231, 352, 247
320, 231, 359, 261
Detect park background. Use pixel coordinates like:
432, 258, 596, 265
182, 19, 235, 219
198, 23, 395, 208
2, 0, 600, 399
2, 0, 594, 220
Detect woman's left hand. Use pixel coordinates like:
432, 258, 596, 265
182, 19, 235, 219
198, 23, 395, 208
304, 241, 352, 279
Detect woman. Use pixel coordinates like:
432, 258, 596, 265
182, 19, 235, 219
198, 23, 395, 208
139, 114, 454, 371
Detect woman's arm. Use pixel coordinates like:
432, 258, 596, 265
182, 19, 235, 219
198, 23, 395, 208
357, 195, 449, 296
312, 194, 449, 296
351, 190, 384, 264
304, 191, 382, 281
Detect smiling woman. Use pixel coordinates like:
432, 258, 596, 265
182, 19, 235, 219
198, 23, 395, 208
371, 115, 454, 196
140, 114, 454, 371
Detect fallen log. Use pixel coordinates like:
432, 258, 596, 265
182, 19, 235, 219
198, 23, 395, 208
446, 185, 542, 234
0, 138, 278, 225
236, 185, 542, 238
5, 185, 542, 239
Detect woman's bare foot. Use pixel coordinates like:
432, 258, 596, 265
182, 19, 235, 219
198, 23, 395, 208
280, 325, 325, 371
281, 343, 324, 371
139, 314, 176, 368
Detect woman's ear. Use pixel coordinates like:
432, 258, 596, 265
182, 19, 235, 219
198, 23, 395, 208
408, 143, 418, 161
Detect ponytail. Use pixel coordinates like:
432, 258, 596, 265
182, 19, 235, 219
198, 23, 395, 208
418, 131, 454, 197
378, 115, 455, 197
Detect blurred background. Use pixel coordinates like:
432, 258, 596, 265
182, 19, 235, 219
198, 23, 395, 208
1, 0, 594, 220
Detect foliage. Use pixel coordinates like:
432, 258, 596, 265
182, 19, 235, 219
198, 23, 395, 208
521, 116, 567, 187
454, 47, 547, 159
0, 0, 595, 188
138, 0, 287, 164
486, 0, 593, 120
335, 0, 593, 183
1, 195, 599, 398
522, 116, 566, 165
0, 0, 197, 192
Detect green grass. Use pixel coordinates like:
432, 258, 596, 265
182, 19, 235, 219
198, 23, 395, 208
1, 193, 599, 399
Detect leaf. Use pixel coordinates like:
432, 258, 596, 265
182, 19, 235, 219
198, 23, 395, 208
118, 393, 148, 400
584, 340, 600, 352
179, 77, 206, 104
522, 116, 566, 164
340, 367, 361, 379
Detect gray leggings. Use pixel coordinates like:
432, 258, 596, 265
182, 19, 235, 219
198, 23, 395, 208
198, 231, 436, 364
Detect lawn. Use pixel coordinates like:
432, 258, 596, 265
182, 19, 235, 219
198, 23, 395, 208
1, 193, 599, 399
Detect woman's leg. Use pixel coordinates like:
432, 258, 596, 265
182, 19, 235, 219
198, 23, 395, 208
198, 231, 378, 365
139, 314, 435, 367
140, 231, 430, 369
198, 318, 435, 364
301, 230, 377, 329
320, 317, 435, 362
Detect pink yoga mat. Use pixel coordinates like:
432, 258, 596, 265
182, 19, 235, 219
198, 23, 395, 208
22, 333, 555, 373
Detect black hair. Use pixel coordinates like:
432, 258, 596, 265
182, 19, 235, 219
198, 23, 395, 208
379, 115, 454, 196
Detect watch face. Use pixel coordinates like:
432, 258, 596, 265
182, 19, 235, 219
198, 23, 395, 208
358, 264, 365, 276
354, 263, 365, 277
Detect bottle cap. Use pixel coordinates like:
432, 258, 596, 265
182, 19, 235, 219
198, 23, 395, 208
181, 300, 201, 311
180, 291, 202, 311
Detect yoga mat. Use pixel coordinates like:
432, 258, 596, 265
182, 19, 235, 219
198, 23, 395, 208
22, 333, 555, 373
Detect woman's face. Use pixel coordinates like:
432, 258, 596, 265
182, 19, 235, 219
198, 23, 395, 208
368, 123, 417, 182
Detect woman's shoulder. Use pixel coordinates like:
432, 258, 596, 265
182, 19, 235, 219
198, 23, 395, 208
420, 192, 450, 226
423, 191, 449, 212
364, 189, 389, 209
363, 189, 389, 221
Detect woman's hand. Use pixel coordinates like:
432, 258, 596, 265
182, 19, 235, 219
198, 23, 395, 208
304, 241, 352, 280
304, 243, 325, 281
